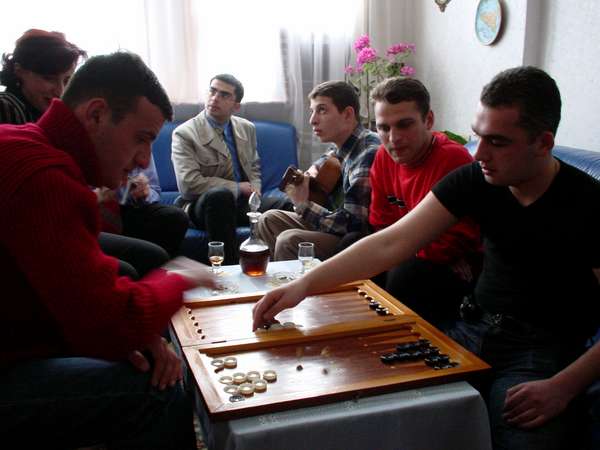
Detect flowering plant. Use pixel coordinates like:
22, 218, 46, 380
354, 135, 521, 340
345, 35, 416, 127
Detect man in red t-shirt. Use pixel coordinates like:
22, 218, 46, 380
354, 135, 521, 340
368, 77, 481, 328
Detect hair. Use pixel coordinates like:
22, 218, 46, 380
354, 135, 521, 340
480, 66, 561, 138
370, 77, 431, 120
211, 73, 244, 102
62, 51, 173, 122
308, 81, 360, 122
0, 29, 87, 90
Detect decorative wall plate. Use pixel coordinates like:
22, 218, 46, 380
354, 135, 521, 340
475, 0, 502, 45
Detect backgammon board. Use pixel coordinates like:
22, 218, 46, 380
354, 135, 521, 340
172, 280, 490, 420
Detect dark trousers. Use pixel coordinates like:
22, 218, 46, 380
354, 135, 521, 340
98, 232, 169, 280
188, 187, 292, 265
121, 203, 188, 257
0, 357, 196, 449
385, 257, 470, 330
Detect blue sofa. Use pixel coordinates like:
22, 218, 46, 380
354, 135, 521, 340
151, 119, 298, 261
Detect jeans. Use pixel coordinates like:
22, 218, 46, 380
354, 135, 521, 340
447, 318, 585, 450
0, 357, 196, 449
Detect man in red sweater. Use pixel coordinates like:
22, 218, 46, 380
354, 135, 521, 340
0, 52, 215, 449
369, 77, 480, 328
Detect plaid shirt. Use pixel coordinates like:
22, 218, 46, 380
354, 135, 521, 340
296, 125, 380, 236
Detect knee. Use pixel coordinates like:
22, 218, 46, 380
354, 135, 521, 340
203, 187, 235, 208
117, 259, 139, 280
256, 210, 282, 238
259, 209, 279, 226
148, 243, 170, 265
258, 209, 289, 231
134, 242, 169, 275
274, 229, 301, 260
193, 188, 236, 225
168, 207, 191, 234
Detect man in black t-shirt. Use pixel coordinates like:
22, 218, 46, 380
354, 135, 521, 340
253, 67, 600, 450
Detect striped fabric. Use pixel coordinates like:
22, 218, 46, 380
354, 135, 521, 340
296, 125, 380, 236
0, 90, 37, 125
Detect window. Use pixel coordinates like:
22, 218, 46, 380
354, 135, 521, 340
1, 0, 360, 105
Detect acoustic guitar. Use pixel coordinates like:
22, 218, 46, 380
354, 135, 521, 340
278, 155, 342, 206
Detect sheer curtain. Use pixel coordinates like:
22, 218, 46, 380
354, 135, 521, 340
149, 0, 363, 165
279, 0, 363, 166
1, 0, 364, 166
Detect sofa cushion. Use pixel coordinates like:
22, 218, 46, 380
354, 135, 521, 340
152, 122, 180, 194
254, 120, 299, 192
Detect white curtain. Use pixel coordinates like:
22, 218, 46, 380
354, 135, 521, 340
145, 0, 368, 168
280, 1, 363, 166
144, 0, 203, 104
148, 0, 364, 165
1, 0, 365, 166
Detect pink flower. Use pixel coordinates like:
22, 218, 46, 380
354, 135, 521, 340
386, 42, 416, 56
354, 35, 370, 52
344, 65, 356, 75
400, 65, 416, 77
356, 47, 377, 65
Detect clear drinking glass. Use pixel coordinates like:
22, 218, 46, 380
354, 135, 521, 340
208, 241, 225, 274
298, 242, 315, 274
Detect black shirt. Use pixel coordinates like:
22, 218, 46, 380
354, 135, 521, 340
433, 161, 600, 338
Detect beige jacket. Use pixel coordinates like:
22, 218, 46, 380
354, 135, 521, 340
171, 110, 261, 202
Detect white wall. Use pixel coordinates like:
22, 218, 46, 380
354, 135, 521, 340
538, 0, 600, 150
372, 0, 600, 151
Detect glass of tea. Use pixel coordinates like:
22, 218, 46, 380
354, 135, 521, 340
298, 242, 315, 274
208, 241, 225, 274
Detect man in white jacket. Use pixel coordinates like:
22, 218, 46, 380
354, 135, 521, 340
172, 74, 281, 263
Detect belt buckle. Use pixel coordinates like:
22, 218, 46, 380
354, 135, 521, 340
459, 296, 480, 322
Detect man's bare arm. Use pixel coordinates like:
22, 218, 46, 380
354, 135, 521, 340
252, 192, 458, 328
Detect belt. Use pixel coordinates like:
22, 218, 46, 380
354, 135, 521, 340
459, 296, 545, 337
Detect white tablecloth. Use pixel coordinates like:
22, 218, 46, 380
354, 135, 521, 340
196, 381, 491, 450
184, 260, 317, 300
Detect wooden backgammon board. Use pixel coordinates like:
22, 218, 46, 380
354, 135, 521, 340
172, 280, 490, 420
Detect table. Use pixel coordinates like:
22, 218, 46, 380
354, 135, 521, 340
183, 260, 315, 301
176, 260, 492, 450
195, 381, 491, 450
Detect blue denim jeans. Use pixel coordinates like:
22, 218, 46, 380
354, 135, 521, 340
447, 319, 586, 450
0, 357, 196, 449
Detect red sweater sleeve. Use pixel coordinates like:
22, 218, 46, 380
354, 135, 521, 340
3, 167, 192, 361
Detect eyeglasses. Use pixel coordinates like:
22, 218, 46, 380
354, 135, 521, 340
208, 87, 235, 101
